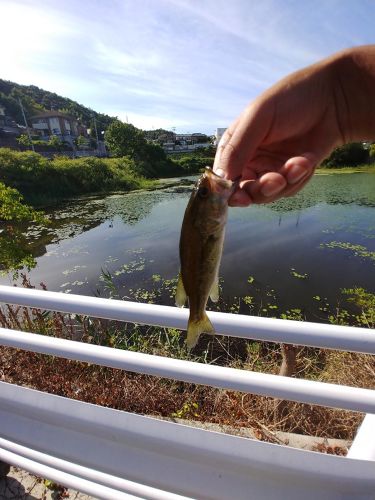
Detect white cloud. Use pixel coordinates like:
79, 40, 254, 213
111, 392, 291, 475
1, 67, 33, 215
1, 0, 374, 134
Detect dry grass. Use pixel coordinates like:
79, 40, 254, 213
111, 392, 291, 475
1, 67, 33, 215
0, 276, 374, 444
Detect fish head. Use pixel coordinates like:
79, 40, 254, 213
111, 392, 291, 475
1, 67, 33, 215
189, 167, 234, 234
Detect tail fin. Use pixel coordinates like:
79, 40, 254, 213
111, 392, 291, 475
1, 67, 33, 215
186, 312, 214, 349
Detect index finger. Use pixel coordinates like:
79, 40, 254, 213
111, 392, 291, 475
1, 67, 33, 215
213, 101, 270, 181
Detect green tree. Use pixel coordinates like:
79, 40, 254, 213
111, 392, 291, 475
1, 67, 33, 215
75, 135, 87, 149
16, 134, 32, 148
104, 120, 147, 158
48, 135, 64, 151
369, 143, 375, 163
322, 142, 369, 167
0, 182, 47, 276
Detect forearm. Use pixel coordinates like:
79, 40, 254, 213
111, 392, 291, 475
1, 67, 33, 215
331, 45, 375, 143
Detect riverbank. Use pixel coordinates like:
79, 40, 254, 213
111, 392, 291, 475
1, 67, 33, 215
0, 148, 201, 206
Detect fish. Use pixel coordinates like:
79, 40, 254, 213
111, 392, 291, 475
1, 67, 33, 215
176, 167, 235, 348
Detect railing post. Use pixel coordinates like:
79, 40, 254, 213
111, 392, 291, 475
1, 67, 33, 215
347, 414, 375, 460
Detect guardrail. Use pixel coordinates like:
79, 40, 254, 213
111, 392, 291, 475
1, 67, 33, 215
0, 285, 374, 499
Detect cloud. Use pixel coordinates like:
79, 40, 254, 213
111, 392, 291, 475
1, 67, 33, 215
1, 0, 375, 133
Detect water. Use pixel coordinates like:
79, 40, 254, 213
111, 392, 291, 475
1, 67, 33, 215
2, 171, 375, 322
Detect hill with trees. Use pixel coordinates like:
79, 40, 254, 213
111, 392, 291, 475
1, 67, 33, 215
0, 78, 114, 134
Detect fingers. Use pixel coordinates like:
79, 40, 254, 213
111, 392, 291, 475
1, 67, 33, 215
279, 153, 317, 185
213, 102, 270, 180
229, 153, 317, 206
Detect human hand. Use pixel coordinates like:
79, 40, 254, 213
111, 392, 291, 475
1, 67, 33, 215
213, 55, 346, 206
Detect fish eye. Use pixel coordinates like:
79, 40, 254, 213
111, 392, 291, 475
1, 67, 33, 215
197, 186, 209, 198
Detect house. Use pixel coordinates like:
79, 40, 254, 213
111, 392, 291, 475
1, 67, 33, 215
0, 104, 23, 148
30, 111, 86, 146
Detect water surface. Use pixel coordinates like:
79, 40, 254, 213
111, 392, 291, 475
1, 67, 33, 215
2, 171, 375, 322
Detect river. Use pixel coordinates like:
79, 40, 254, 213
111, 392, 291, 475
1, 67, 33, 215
2, 170, 375, 323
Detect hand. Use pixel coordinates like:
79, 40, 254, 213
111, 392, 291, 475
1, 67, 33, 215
213, 50, 363, 206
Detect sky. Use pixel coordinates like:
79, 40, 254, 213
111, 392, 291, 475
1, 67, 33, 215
1, 0, 374, 134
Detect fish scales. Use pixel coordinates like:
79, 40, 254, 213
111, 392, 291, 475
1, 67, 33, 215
176, 167, 234, 348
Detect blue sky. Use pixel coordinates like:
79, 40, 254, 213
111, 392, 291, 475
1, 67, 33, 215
1, 0, 374, 134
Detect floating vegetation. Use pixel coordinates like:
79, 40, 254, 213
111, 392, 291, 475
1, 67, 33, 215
113, 257, 147, 276
290, 268, 308, 279
62, 264, 87, 276
320, 241, 375, 261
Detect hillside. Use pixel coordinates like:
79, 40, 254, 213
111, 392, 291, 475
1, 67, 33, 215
0, 78, 114, 132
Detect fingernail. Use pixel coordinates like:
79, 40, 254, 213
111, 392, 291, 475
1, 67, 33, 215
260, 180, 283, 197
287, 164, 308, 185
214, 168, 225, 178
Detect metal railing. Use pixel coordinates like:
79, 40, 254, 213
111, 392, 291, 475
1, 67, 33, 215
0, 285, 374, 499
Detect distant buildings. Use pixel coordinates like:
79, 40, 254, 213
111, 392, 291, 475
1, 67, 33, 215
153, 132, 212, 152
0, 104, 24, 148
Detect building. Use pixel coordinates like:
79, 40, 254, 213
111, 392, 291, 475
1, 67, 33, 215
30, 111, 86, 146
0, 104, 23, 148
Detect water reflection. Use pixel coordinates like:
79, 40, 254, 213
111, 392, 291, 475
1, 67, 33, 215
1, 171, 374, 325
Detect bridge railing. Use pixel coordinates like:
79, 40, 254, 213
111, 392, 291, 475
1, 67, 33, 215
0, 285, 374, 499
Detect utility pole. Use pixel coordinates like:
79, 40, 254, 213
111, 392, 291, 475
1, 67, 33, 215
18, 98, 35, 152
92, 116, 100, 155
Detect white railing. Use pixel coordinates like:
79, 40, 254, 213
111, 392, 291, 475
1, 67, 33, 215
0, 285, 374, 500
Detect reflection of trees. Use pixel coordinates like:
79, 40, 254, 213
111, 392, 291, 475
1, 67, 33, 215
102, 191, 173, 226
0, 191, 174, 273
0, 228, 36, 276
267, 173, 375, 213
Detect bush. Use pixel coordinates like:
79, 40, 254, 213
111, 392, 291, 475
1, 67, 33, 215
322, 142, 369, 167
0, 149, 149, 203
171, 156, 213, 174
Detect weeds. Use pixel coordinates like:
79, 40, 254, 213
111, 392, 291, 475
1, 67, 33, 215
0, 272, 374, 444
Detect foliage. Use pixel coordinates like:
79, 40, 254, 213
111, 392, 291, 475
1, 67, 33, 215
105, 120, 146, 158
0, 183, 47, 275
342, 287, 375, 328
0, 78, 114, 131
322, 142, 369, 167
144, 128, 175, 143
105, 121, 180, 177
0, 148, 155, 203
75, 134, 87, 148
320, 241, 375, 262
48, 135, 64, 150
0, 182, 45, 223
369, 143, 375, 162
16, 134, 32, 147
171, 155, 214, 174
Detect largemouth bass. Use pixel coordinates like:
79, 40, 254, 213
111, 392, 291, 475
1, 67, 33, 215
176, 167, 234, 348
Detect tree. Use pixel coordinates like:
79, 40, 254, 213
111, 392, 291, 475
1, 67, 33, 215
322, 142, 369, 167
48, 135, 64, 151
0, 182, 47, 276
75, 135, 87, 149
16, 134, 32, 148
104, 120, 147, 158
369, 143, 375, 163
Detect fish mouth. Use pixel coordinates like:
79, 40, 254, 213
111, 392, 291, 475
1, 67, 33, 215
204, 166, 238, 195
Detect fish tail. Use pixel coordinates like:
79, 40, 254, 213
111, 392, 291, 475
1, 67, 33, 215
186, 312, 214, 349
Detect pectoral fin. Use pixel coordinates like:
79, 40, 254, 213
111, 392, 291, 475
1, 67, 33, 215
186, 312, 214, 349
175, 273, 187, 307
209, 275, 219, 303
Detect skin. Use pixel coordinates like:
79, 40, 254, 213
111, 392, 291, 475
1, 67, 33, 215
213, 45, 375, 206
